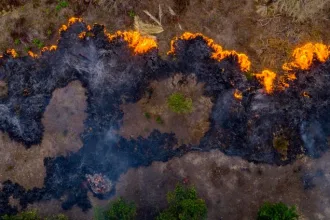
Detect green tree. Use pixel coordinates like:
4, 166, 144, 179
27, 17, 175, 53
167, 93, 193, 114
105, 198, 136, 220
157, 185, 207, 220
1, 210, 40, 220
257, 202, 299, 220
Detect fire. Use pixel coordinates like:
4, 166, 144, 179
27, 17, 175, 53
107, 31, 157, 54
255, 70, 277, 94
234, 90, 243, 100
168, 32, 251, 72
59, 25, 68, 34
41, 45, 58, 52
68, 17, 83, 26
282, 43, 330, 71
6, 49, 18, 58
87, 25, 92, 31
78, 32, 86, 39
28, 51, 38, 58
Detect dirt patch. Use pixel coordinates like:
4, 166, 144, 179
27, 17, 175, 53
119, 73, 213, 145
113, 150, 330, 220
0, 81, 87, 189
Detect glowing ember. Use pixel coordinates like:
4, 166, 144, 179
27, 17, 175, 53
78, 31, 86, 39
108, 31, 157, 54
168, 32, 251, 72
87, 25, 92, 31
302, 91, 310, 98
282, 43, 330, 71
6, 49, 18, 58
28, 51, 38, 58
234, 89, 243, 100
255, 70, 277, 94
86, 173, 112, 194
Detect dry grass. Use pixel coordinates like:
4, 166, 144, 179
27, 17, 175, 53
256, 0, 330, 22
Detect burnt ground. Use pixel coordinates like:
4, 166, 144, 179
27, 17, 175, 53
0, 0, 330, 219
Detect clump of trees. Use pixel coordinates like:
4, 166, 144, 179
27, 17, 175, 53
156, 184, 207, 220
257, 202, 299, 220
94, 197, 136, 220
1, 210, 68, 220
167, 93, 193, 114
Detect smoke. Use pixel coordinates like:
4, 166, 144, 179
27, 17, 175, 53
0, 20, 330, 214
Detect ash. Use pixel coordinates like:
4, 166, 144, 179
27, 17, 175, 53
0, 21, 330, 215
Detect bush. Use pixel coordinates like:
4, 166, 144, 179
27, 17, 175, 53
157, 185, 207, 220
167, 93, 193, 114
1, 210, 68, 220
104, 198, 136, 220
257, 202, 299, 220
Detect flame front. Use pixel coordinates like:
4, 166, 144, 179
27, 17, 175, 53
28, 51, 38, 58
283, 43, 330, 71
255, 70, 277, 94
6, 49, 18, 58
107, 31, 157, 54
168, 32, 251, 72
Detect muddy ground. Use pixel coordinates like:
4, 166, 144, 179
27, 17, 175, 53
1, 0, 330, 219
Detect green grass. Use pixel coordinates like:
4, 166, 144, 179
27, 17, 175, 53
257, 202, 299, 220
167, 92, 193, 114
156, 116, 164, 125
14, 39, 21, 45
128, 10, 136, 18
32, 39, 44, 49
144, 112, 151, 119
56, 0, 69, 12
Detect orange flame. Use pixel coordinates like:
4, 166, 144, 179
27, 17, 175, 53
28, 51, 38, 58
168, 32, 251, 72
107, 31, 157, 54
41, 45, 58, 52
255, 70, 277, 94
68, 17, 83, 26
283, 43, 330, 71
234, 90, 243, 100
87, 25, 92, 31
59, 25, 68, 34
6, 49, 18, 58
78, 31, 86, 39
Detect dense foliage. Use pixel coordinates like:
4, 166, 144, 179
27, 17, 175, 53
156, 185, 207, 220
104, 198, 136, 220
167, 93, 193, 114
257, 202, 299, 220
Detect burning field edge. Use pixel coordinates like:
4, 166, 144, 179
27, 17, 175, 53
0, 17, 330, 215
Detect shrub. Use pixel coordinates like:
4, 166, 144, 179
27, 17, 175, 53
144, 112, 151, 119
1, 210, 68, 220
167, 93, 193, 114
257, 202, 299, 220
155, 116, 164, 124
157, 184, 207, 220
104, 198, 136, 220
56, 0, 69, 12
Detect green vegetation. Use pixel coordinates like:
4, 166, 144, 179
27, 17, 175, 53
144, 112, 151, 119
104, 198, 136, 220
14, 39, 21, 45
156, 184, 207, 220
155, 116, 164, 125
128, 10, 136, 18
167, 93, 193, 114
32, 39, 44, 49
56, 0, 69, 12
257, 202, 299, 220
1, 210, 68, 220
24, 46, 31, 53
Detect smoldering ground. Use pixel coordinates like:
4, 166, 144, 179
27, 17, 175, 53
0, 21, 330, 215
